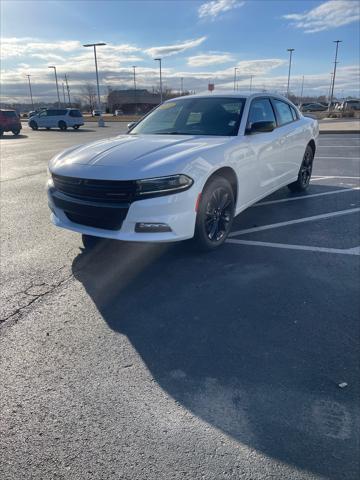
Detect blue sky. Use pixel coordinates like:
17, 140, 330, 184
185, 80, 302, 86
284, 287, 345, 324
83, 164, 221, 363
1, 0, 359, 102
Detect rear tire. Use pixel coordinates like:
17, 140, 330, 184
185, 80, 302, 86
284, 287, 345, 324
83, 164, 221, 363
193, 176, 235, 251
0, 129, 4, 137
73, 125, 79, 130
29, 121, 38, 130
288, 145, 314, 192
82, 234, 101, 249
12, 129, 20, 136
58, 121, 67, 131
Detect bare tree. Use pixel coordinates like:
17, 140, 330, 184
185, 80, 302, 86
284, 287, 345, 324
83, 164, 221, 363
81, 83, 97, 112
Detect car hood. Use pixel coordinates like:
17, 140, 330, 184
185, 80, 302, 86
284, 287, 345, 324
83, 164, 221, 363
50, 134, 232, 180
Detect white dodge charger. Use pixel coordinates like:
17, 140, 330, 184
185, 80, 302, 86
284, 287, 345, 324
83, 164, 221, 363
47, 92, 319, 250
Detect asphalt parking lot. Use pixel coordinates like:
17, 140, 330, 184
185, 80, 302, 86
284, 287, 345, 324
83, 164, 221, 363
1, 125, 359, 480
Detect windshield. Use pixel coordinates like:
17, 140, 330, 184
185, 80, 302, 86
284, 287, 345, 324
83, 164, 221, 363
130, 97, 246, 136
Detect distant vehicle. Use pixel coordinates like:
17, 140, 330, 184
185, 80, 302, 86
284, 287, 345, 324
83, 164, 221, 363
0, 109, 22, 136
92, 110, 102, 117
47, 92, 319, 251
114, 109, 124, 116
301, 103, 327, 112
28, 108, 84, 131
340, 100, 360, 111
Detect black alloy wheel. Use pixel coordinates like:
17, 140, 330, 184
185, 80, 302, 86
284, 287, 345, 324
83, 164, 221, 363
29, 121, 38, 130
194, 176, 235, 251
288, 145, 314, 192
58, 121, 67, 131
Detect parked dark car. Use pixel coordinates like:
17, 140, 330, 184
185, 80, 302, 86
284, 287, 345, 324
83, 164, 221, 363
301, 103, 328, 112
0, 110, 22, 136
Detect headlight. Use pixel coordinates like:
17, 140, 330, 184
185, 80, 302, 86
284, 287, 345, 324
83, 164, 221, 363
136, 174, 193, 197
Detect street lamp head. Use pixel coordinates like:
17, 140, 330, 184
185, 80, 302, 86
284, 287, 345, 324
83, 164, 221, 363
48, 66, 55, 69
287, 48, 295, 52
83, 43, 106, 47
154, 58, 161, 61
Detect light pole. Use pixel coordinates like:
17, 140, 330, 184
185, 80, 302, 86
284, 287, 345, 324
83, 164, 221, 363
249, 74, 254, 92
233, 67, 238, 92
132, 66, 137, 113
180, 77, 184, 95
48, 66, 60, 106
62, 82, 66, 104
154, 58, 163, 103
26, 74, 34, 109
328, 40, 342, 111
286, 48, 295, 98
83, 42, 106, 126
64, 74, 71, 106
327, 73, 333, 103
299, 75, 304, 106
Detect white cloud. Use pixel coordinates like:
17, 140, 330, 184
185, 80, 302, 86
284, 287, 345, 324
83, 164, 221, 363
198, 0, 244, 19
188, 52, 234, 67
145, 37, 207, 58
283, 0, 360, 33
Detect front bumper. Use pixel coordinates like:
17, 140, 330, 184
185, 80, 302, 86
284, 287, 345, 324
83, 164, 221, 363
47, 184, 198, 242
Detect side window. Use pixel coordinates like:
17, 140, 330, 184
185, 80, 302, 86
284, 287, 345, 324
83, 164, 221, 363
247, 98, 276, 127
39, 111, 47, 117
290, 105, 298, 120
273, 100, 294, 126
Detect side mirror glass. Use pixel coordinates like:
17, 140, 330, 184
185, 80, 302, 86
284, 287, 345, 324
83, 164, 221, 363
246, 121, 276, 134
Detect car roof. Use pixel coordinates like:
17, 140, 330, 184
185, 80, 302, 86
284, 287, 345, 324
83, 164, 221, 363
167, 91, 293, 103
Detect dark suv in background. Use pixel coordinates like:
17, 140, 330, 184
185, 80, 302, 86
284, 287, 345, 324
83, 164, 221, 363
0, 110, 22, 136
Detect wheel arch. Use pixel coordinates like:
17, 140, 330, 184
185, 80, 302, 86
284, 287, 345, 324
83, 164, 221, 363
203, 166, 238, 203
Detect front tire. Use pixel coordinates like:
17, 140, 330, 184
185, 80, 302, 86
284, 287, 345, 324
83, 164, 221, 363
288, 145, 314, 192
82, 234, 101, 250
58, 121, 67, 131
29, 121, 38, 130
73, 125, 80, 130
12, 129, 20, 136
193, 176, 235, 251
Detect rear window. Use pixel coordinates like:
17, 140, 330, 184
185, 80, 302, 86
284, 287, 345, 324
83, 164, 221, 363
69, 110, 83, 117
1, 111, 18, 118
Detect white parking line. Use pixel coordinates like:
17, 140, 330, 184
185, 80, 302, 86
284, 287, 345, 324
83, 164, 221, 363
226, 239, 360, 256
253, 187, 358, 207
318, 145, 359, 148
316, 156, 360, 160
312, 175, 360, 180
229, 207, 360, 237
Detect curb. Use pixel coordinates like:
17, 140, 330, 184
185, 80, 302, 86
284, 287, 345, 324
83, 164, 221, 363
319, 130, 360, 135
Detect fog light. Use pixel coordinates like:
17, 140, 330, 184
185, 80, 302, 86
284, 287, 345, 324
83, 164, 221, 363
135, 222, 172, 233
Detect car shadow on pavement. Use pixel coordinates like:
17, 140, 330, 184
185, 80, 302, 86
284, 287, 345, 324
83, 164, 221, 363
72, 227, 359, 480
0, 134, 28, 140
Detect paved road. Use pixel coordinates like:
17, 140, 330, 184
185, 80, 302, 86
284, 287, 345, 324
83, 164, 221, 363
1, 126, 360, 480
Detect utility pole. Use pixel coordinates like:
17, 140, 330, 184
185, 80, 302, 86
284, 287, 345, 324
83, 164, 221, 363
180, 77, 184, 95
233, 67, 238, 92
83, 42, 106, 126
327, 73, 333, 103
328, 40, 342, 111
26, 74, 34, 109
154, 58, 163, 103
64, 74, 71, 106
286, 48, 295, 98
48, 66, 60, 106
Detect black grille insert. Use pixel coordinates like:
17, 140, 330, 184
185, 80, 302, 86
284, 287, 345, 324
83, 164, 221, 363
52, 174, 137, 203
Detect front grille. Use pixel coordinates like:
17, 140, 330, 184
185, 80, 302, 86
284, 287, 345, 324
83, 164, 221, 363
52, 174, 137, 203
64, 212, 123, 230
50, 187, 129, 231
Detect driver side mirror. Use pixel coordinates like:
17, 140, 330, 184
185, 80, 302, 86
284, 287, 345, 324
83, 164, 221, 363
246, 121, 276, 134
127, 121, 136, 132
